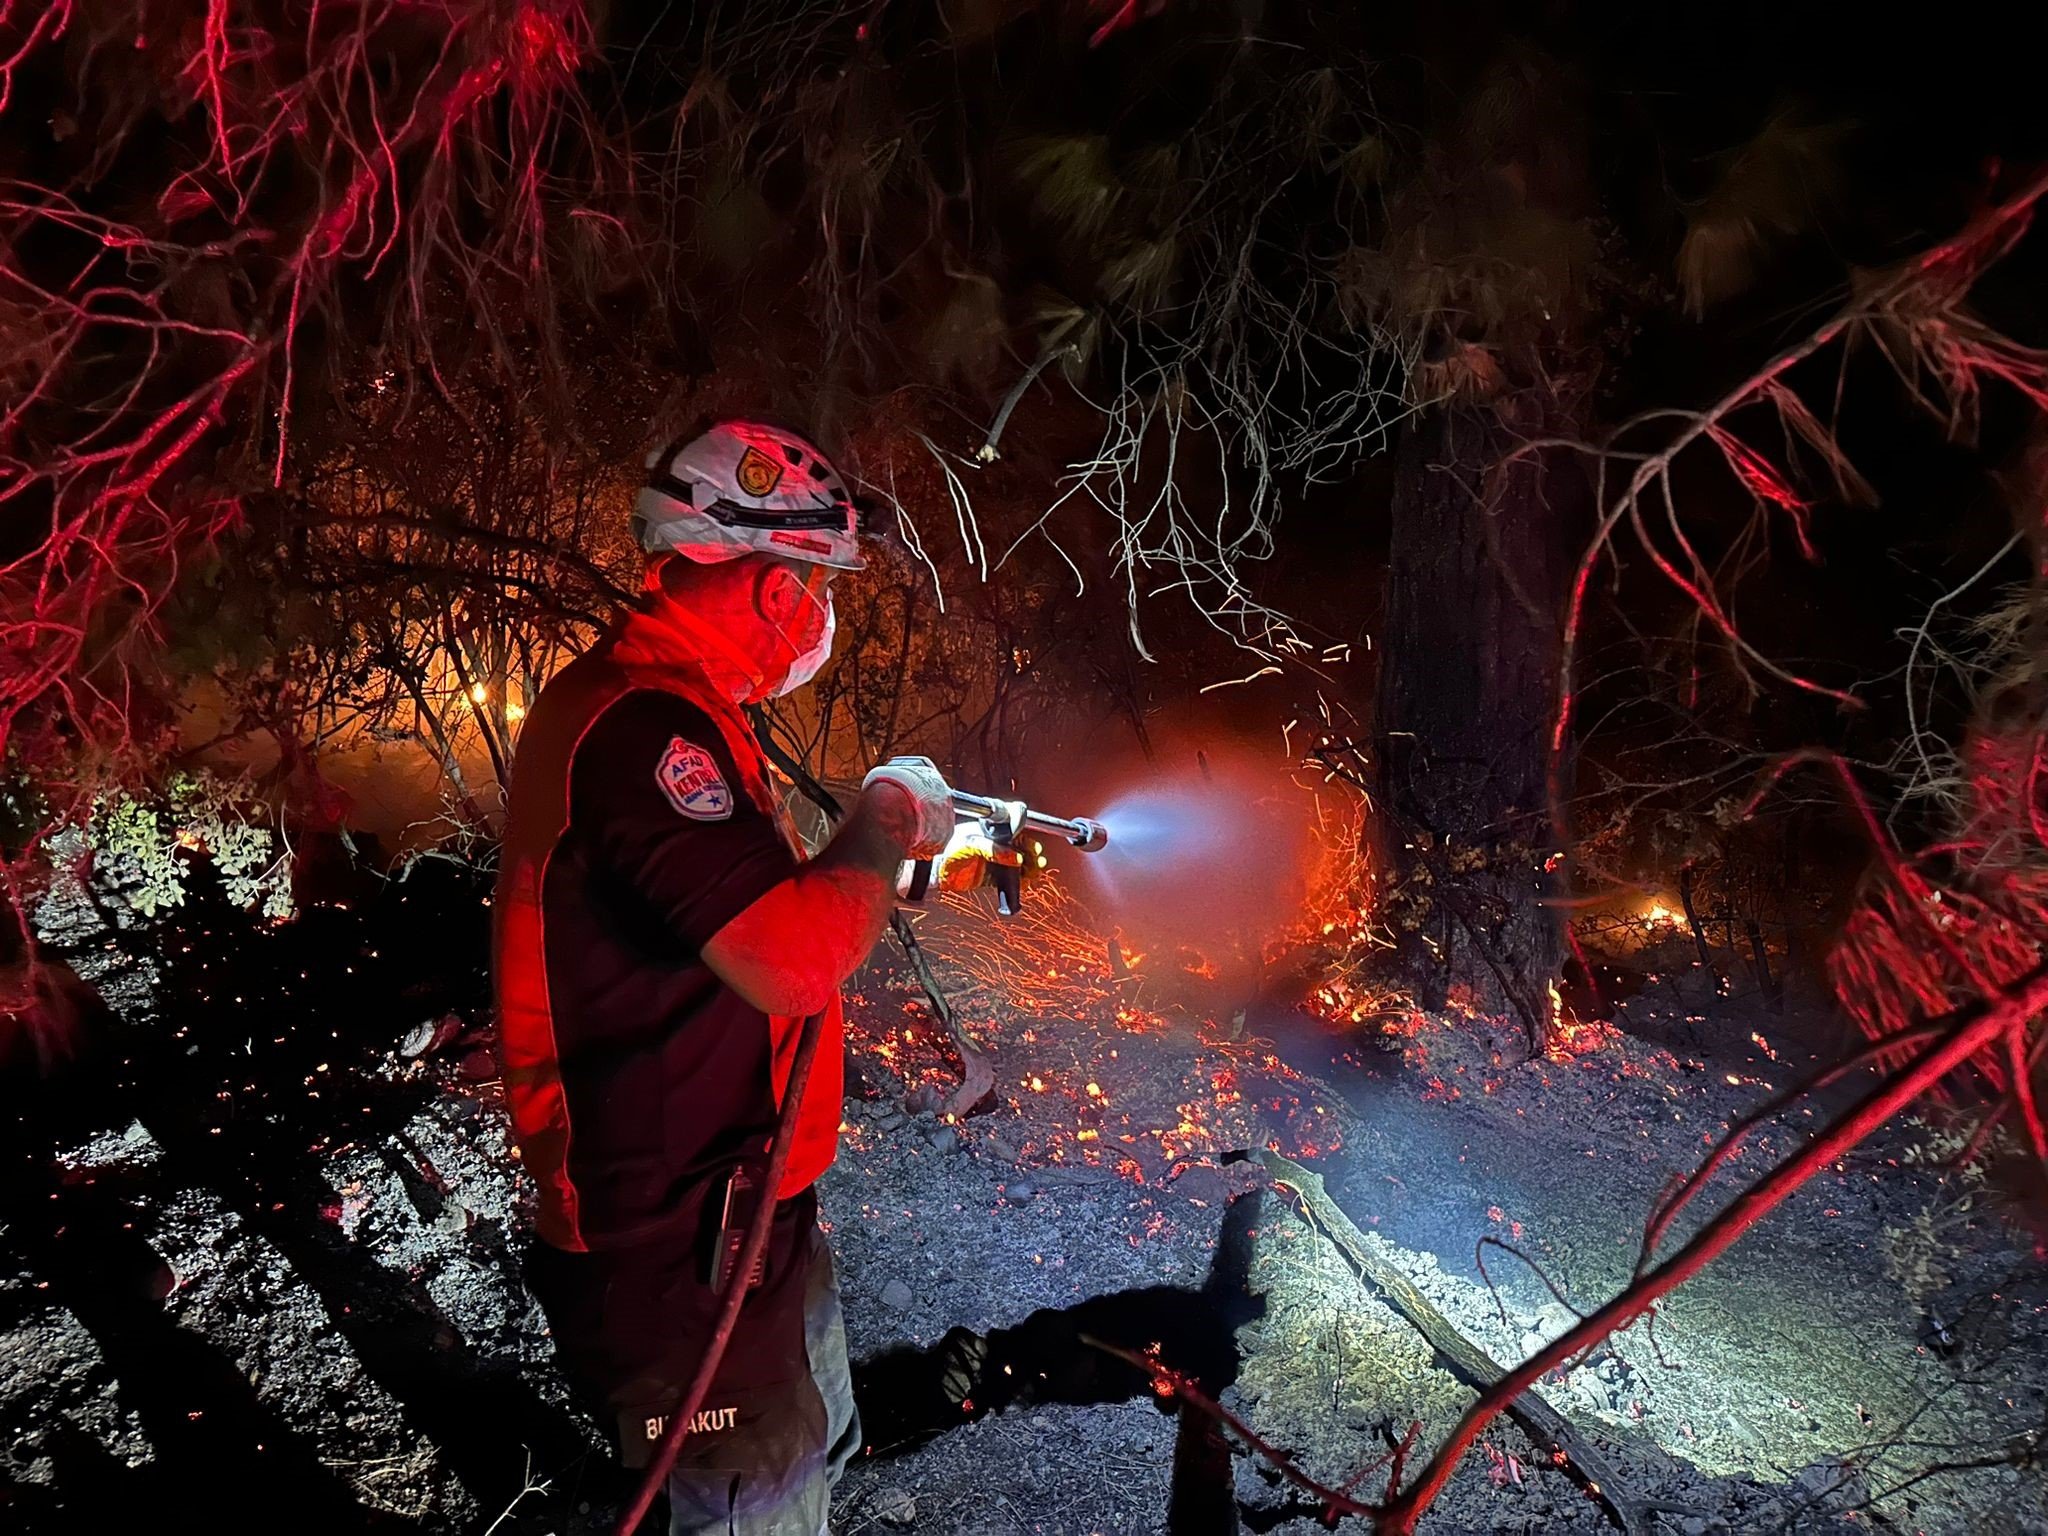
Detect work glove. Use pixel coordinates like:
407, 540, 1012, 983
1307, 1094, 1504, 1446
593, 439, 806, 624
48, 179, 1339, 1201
861, 755, 954, 859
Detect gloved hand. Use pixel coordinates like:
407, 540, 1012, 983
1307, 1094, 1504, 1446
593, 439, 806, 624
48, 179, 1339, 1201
861, 755, 954, 858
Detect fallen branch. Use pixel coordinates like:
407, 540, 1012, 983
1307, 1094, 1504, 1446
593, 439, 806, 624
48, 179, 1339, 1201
483, 1448, 553, 1536
1250, 1150, 1646, 1535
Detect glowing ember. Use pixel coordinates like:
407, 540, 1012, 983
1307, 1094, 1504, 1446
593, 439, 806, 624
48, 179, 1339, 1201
936, 875, 1134, 1014
1544, 1012, 1621, 1062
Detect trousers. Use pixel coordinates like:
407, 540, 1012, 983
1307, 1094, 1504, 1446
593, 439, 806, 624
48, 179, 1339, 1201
664, 1223, 861, 1535
525, 1192, 861, 1536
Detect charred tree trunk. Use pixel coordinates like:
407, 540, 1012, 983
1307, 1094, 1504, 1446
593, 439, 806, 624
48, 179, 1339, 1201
1376, 400, 1581, 1050
1676, 864, 1718, 978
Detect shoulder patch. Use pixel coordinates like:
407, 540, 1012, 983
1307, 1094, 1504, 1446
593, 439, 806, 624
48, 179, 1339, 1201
655, 736, 734, 821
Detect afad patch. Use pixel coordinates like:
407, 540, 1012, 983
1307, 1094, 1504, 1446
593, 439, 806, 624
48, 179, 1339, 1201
734, 445, 784, 497
655, 737, 733, 821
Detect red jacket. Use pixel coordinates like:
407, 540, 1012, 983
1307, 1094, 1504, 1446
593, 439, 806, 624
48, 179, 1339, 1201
493, 604, 844, 1252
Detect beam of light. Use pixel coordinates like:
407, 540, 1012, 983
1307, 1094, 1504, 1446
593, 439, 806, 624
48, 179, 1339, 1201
1074, 749, 1331, 1002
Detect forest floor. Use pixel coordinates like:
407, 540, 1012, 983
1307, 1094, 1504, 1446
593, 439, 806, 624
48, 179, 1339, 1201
4, 860, 2046, 1535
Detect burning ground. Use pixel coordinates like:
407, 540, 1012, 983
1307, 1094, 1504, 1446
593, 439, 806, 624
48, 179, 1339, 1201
4, 863, 2046, 1534
827, 902, 2048, 1535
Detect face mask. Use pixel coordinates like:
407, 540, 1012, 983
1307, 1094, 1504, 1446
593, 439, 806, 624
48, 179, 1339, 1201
775, 587, 835, 696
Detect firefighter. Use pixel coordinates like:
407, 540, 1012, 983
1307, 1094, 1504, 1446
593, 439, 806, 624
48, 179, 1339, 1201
495, 420, 956, 1533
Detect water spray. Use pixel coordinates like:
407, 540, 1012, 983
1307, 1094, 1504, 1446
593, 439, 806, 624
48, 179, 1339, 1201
1078, 757, 1319, 973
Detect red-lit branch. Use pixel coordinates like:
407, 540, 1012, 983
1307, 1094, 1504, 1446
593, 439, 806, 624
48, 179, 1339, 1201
0, 0, 617, 778
1534, 168, 2048, 1157
1082, 1334, 1404, 1522
1545, 166, 2048, 814
1378, 963, 2048, 1533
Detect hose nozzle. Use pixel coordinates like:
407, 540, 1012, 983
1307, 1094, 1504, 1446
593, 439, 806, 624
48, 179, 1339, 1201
1067, 817, 1110, 853
949, 791, 1110, 852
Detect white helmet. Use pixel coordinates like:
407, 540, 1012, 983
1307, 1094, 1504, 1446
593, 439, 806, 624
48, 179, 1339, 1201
634, 420, 865, 571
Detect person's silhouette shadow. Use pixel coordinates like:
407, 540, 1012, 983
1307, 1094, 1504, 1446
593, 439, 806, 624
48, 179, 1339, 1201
851, 1189, 1266, 1534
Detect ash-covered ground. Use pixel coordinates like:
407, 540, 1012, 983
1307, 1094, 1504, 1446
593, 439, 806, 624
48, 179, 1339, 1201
4, 862, 2045, 1534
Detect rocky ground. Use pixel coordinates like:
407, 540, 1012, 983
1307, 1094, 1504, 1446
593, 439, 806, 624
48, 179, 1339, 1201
4, 861, 2045, 1534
